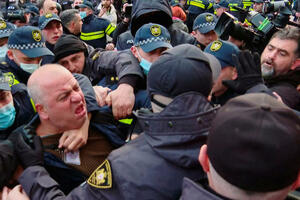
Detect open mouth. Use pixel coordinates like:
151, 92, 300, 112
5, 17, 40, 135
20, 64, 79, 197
75, 103, 86, 118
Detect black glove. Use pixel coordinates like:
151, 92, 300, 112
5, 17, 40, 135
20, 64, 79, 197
8, 129, 44, 168
222, 50, 264, 94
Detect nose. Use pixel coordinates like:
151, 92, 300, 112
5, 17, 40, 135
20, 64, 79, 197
267, 50, 277, 61
70, 91, 82, 103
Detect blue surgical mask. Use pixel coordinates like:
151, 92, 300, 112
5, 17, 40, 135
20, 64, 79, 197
0, 102, 16, 130
136, 49, 152, 75
0, 44, 8, 58
80, 11, 87, 19
13, 53, 41, 74
20, 63, 39, 74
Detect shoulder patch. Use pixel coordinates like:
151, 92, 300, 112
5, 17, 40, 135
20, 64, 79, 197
92, 52, 100, 61
87, 159, 112, 189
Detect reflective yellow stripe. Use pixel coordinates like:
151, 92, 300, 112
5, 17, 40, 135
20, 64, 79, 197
189, 1, 205, 8
119, 118, 133, 125
80, 33, 105, 40
229, 3, 239, 11
81, 30, 104, 36
30, 98, 36, 112
207, 2, 213, 9
105, 24, 116, 36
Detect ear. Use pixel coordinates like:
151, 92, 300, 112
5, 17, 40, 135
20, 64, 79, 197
130, 46, 139, 59
35, 104, 49, 120
291, 58, 300, 70
232, 67, 238, 80
39, 9, 44, 16
191, 31, 197, 37
291, 171, 300, 190
199, 144, 210, 173
6, 50, 14, 60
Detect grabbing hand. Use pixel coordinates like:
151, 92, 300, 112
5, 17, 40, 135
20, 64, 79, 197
222, 50, 263, 94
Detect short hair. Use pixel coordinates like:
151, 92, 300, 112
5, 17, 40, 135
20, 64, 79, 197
27, 83, 44, 106
60, 9, 79, 28
37, 0, 46, 10
271, 27, 300, 58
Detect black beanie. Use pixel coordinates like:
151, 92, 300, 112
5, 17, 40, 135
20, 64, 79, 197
54, 34, 87, 62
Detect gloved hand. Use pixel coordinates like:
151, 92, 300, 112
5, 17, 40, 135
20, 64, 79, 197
222, 50, 263, 94
8, 129, 44, 169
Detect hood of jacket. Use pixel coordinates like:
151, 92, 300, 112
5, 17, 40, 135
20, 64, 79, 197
135, 92, 218, 168
131, 0, 173, 36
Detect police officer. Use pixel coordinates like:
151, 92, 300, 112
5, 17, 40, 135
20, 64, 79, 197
11, 44, 218, 200
204, 40, 240, 105
185, 0, 213, 32
213, 0, 229, 17
38, 13, 63, 64
191, 12, 218, 50
253, 0, 264, 13
0, 26, 53, 85
78, 0, 116, 49
181, 93, 300, 199
0, 20, 15, 61
115, 0, 197, 51
0, 69, 34, 140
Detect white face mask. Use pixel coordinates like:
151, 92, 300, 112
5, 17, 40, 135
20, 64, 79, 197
0, 44, 8, 58
13, 52, 42, 74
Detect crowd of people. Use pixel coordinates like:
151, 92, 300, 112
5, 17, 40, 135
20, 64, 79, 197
0, 0, 299, 199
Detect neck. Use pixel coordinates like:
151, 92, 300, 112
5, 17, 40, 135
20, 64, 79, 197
36, 121, 63, 136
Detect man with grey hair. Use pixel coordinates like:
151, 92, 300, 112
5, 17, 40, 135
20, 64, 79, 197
60, 9, 83, 37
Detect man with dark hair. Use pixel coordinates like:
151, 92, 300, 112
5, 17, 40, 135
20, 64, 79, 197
260, 26, 300, 110
181, 93, 300, 200
37, 0, 58, 15
60, 9, 82, 36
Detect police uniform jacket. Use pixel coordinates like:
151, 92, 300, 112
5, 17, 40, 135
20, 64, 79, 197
83, 49, 143, 86
180, 178, 231, 200
80, 14, 115, 49
18, 92, 218, 200
0, 83, 35, 140
186, 0, 214, 15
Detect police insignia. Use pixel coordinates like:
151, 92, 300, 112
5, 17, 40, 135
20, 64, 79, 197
3, 72, 15, 86
150, 25, 161, 37
32, 30, 42, 42
87, 160, 112, 189
0, 21, 6, 29
210, 41, 222, 51
45, 13, 53, 18
205, 15, 214, 22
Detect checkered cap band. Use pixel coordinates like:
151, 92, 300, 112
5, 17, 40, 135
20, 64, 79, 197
194, 22, 216, 30
8, 42, 46, 50
134, 37, 170, 46
0, 29, 13, 34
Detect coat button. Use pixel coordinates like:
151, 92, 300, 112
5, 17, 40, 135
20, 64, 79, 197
168, 121, 173, 128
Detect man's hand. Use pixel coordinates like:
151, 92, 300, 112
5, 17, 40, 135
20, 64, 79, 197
105, 83, 135, 119
9, 131, 44, 168
105, 43, 115, 51
93, 86, 111, 107
222, 50, 263, 94
59, 113, 91, 152
2, 185, 29, 200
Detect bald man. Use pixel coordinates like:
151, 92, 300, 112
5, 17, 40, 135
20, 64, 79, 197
13, 64, 114, 193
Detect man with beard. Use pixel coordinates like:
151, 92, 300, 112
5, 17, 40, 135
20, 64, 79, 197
260, 27, 300, 111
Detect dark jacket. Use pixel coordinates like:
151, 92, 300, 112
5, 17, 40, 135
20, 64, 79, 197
265, 68, 300, 111
18, 92, 218, 200
180, 178, 231, 200
115, 0, 197, 50
83, 49, 144, 88
0, 83, 35, 140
